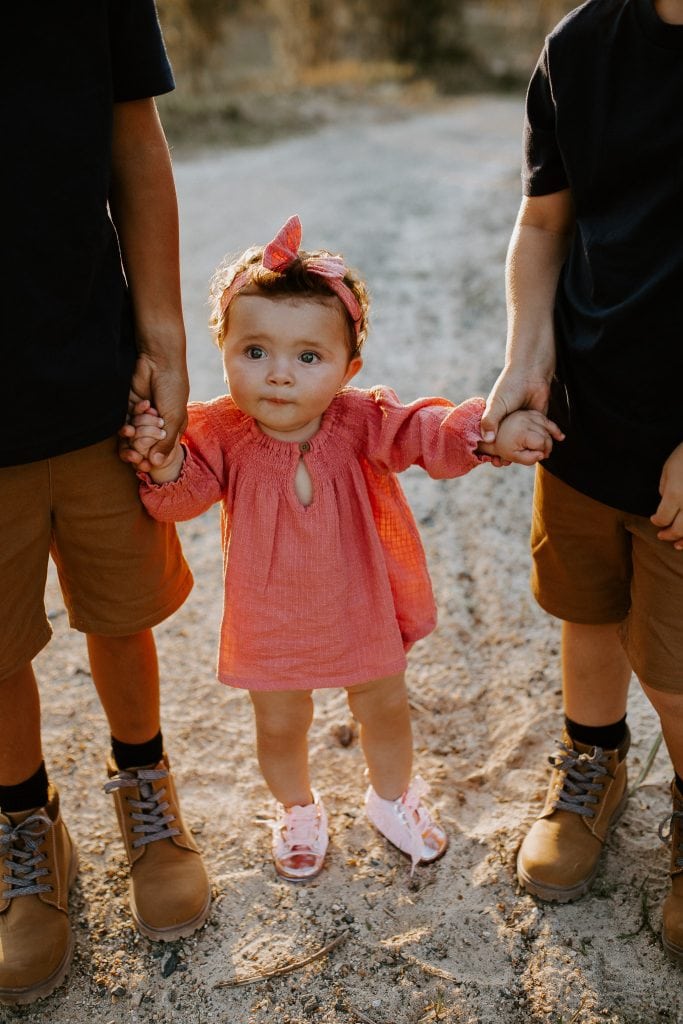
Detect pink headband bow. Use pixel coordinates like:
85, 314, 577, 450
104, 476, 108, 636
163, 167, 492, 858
219, 215, 362, 335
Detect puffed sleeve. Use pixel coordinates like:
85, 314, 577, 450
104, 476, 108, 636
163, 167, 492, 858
522, 46, 568, 196
362, 386, 490, 478
139, 401, 229, 521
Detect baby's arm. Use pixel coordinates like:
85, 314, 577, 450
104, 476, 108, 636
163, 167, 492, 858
478, 409, 564, 466
650, 442, 683, 550
129, 403, 185, 483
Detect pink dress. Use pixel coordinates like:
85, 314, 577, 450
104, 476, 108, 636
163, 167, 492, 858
140, 386, 487, 691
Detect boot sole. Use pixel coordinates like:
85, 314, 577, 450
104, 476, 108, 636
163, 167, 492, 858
516, 859, 598, 903
0, 842, 79, 1005
516, 788, 628, 903
662, 933, 683, 965
130, 886, 212, 942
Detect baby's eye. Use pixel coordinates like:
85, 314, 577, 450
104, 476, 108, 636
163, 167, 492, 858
246, 346, 266, 360
299, 351, 320, 364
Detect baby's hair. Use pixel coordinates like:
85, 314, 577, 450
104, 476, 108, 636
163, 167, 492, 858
209, 245, 370, 359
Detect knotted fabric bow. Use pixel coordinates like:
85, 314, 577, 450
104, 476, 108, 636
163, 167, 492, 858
219, 215, 362, 334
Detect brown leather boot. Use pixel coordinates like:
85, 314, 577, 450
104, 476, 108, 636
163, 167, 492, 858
104, 754, 211, 940
660, 781, 683, 963
516, 728, 630, 902
0, 786, 78, 1005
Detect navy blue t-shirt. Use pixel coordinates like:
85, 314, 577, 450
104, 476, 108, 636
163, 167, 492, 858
523, 0, 683, 516
1, 2, 174, 466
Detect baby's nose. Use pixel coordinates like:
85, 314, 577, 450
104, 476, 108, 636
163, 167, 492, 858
267, 361, 294, 384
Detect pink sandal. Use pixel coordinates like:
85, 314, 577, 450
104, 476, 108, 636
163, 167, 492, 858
272, 790, 329, 881
365, 776, 448, 873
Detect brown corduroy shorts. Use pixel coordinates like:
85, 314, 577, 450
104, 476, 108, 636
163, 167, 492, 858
0, 435, 193, 680
531, 466, 683, 694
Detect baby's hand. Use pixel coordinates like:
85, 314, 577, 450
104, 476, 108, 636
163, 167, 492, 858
479, 409, 564, 466
651, 442, 683, 550
119, 399, 184, 480
118, 398, 165, 466
130, 404, 167, 458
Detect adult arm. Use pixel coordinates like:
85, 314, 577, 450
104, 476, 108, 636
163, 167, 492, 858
480, 189, 574, 441
110, 97, 189, 468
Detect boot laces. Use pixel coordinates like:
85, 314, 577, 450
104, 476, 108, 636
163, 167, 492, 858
549, 742, 612, 818
658, 811, 683, 868
0, 813, 52, 898
104, 768, 180, 849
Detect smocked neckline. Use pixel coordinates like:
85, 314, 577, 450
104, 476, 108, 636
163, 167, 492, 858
246, 393, 344, 453
635, 0, 683, 49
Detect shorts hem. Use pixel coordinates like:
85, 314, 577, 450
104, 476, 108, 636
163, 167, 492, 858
0, 625, 53, 681
624, 649, 683, 694
68, 574, 193, 637
531, 588, 629, 626
631, 673, 683, 694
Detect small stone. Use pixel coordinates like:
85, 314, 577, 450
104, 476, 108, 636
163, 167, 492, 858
161, 950, 180, 977
333, 723, 355, 747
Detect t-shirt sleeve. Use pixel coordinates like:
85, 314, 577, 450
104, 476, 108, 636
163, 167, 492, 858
108, 0, 175, 102
522, 47, 568, 196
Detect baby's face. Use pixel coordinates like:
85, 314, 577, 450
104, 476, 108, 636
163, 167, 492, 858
222, 292, 362, 443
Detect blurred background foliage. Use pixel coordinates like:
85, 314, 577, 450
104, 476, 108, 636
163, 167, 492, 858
156, 0, 576, 144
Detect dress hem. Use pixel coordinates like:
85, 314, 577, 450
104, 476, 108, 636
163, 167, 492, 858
216, 654, 409, 692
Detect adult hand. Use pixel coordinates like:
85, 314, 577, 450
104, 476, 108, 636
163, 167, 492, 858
651, 442, 683, 550
119, 352, 189, 472
480, 367, 553, 443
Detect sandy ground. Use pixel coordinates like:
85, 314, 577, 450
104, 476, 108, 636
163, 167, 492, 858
8, 95, 683, 1024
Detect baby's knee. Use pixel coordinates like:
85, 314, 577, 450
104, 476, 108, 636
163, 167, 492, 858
251, 691, 314, 742
347, 673, 409, 724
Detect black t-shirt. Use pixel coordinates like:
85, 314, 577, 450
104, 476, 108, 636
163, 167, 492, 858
523, 0, 683, 516
1, 2, 174, 467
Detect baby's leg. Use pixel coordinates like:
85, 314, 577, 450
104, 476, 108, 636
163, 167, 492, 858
346, 672, 412, 800
249, 689, 314, 807
348, 673, 447, 868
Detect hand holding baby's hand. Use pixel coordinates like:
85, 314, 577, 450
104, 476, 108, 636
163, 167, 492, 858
479, 409, 564, 466
118, 399, 183, 479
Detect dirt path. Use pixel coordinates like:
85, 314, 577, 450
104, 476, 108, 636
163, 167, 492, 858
18, 95, 680, 1024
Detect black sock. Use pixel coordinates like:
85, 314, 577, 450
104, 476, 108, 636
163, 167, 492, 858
0, 761, 49, 813
565, 714, 627, 751
111, 730, 164, 770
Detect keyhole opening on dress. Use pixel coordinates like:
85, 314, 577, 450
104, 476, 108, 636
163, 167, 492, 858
294, 457, 314, 507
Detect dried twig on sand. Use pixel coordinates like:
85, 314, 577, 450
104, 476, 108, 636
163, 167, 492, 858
341, 996, 382, 1024
628, 732, 663, 796
213, 930, 348, 989
398, 951, 458, 982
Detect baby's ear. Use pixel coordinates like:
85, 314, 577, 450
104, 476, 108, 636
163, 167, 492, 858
342, 356, 363, 386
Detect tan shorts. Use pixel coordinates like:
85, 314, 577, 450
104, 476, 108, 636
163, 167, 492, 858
0, 435, 193, 679
531, 466, 683, 693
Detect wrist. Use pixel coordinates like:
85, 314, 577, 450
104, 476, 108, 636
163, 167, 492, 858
135, 323, 187, 363
149, 446, 185, 483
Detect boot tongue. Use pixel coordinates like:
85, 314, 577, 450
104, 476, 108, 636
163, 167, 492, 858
2, 805, 43, 828
0, 787, 57, 830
